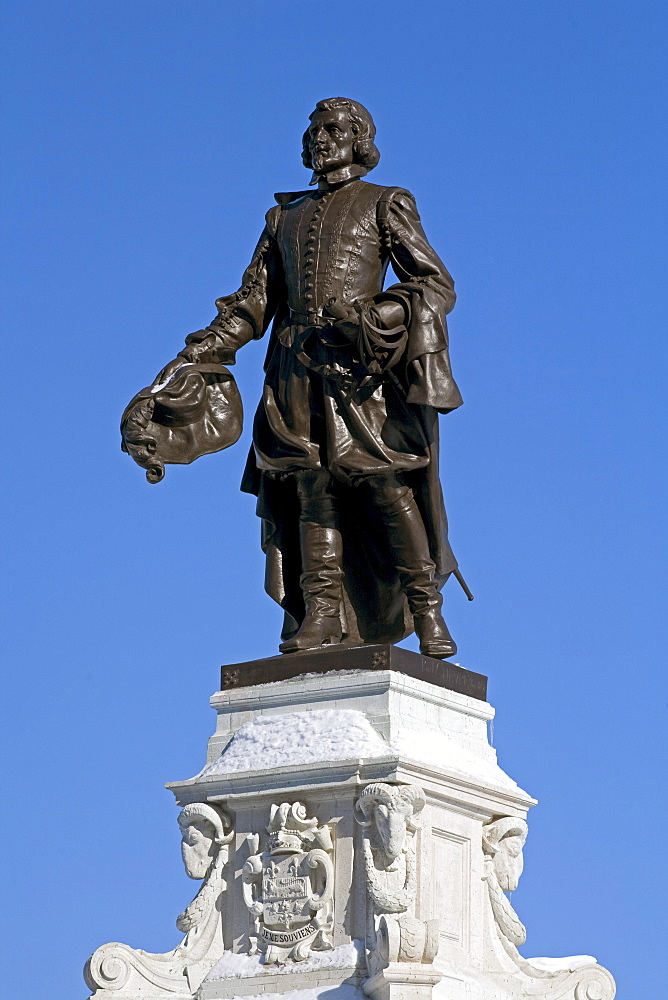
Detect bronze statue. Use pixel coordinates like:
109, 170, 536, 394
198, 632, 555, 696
122, 98, 469, 659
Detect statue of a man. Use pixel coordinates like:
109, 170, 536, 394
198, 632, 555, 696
144, 98, 464, 658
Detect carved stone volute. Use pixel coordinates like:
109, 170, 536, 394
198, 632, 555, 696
85, 802, 233, 996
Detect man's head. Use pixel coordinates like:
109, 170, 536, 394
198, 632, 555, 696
302, 98, 380, 177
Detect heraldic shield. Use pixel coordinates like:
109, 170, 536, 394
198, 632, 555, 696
121, 362, 243, 483
242, 802, 335, 964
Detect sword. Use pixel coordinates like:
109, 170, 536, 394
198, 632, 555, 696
453, 567, 474, 601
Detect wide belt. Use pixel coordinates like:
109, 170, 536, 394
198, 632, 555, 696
289, 308, 330, 328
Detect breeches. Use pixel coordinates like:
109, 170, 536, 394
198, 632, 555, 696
293, 468, 415, 526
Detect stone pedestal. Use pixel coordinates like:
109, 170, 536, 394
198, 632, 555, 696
85, 650, 616, 1000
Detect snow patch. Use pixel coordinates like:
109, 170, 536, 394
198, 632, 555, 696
206, 950, 264, 979
150, 362, 194, 393
199, 710, 392, 776
199, 706, 517, 791
205, 941, 364, 981
390, 727, 519, 791
526, 956, 597, 972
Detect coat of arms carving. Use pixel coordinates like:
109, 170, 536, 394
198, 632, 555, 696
242, 801, 334, 964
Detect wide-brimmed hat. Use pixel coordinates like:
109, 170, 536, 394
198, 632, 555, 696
121, 362, 242, 483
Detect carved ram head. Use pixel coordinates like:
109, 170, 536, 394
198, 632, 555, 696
354, 782, 426, 862
482, 816, 528, 892
177, 802, 233, 880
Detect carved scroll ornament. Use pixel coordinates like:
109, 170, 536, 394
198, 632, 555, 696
85, 802, 233, 996
482, 817, 616, 998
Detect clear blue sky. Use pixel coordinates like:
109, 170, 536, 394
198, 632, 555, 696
1, 2, 666, 996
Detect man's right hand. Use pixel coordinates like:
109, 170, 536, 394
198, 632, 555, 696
183, 329, 216, 350
153, 331, 219, 385
153, 356, 190, 387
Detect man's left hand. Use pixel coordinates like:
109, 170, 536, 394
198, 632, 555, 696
322, 298, 359, 342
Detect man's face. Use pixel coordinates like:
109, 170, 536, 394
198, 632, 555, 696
307, 109, 356, 175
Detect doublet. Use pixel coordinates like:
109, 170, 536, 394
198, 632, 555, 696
273, 180, 393, 320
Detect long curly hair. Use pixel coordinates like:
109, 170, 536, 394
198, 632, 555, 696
302, 97, 380, 171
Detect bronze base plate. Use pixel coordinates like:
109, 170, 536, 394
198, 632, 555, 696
220, 643, 487, 702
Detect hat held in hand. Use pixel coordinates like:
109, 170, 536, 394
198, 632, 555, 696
121, 362, 243, 483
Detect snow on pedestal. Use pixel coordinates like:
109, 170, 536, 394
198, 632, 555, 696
85, 665, 616, 1000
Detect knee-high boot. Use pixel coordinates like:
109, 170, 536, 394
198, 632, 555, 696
279, 471, 344, 654
279, 522, 344, 652
373, 486, 457, 660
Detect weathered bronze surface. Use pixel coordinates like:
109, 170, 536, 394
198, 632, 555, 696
122, 98, 468, 661
220, 645, 487, 702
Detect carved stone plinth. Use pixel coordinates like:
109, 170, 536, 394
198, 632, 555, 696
85, 654, 615, 1000
364, 965, 443, 1000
